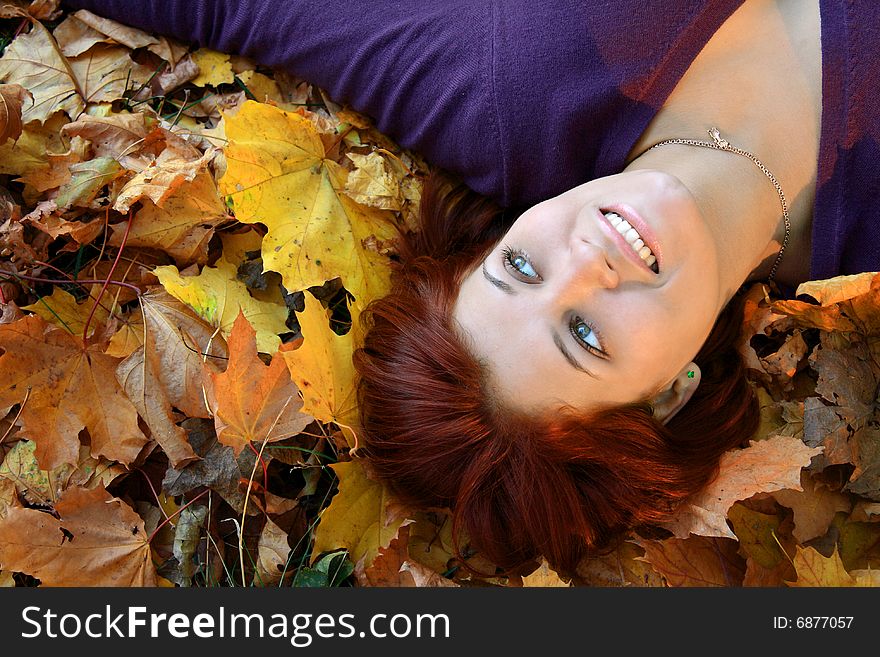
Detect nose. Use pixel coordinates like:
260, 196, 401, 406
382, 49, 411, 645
568, 237, 619, 289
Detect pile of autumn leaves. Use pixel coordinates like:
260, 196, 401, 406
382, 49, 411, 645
0, 1, 878, 588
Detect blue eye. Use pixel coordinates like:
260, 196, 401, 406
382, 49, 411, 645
570, 316, 607, 357
502, 246, 540, 280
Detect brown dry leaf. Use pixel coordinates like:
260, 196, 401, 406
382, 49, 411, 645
55, 156, 123, 209
772, 472, 852, 543
208, 312, 312, 456
784, 545, 856, 586
796, 272, 877, 306
345, 151, 406, 212
575, 541, 664, 587
109, 170, 227, 266
0, 314, 148, 470
521, 559, 571, 587
116, 289, 228, 468
0, 15, 84, 123
662, 435, 823, 539
0, 83, 31, 144
53, 13, 108, 57
62, 112, 158, 172
68, 45, 153, 105
399, 561, 458, 587
356, 524, 416, 586
70, 9, 159, 50
726, 502, 790, 571
640, 536, 746, 587
23, 201, 104, 244
0, 485, 157, 586
255, 517, 292, 586
114, 145, 216, 213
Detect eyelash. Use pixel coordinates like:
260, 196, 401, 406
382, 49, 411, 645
500, 245, 609, 359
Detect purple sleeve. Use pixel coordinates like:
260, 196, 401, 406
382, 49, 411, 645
61, 0, 505, 202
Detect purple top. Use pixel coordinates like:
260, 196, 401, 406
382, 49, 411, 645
59, 0, 880, 280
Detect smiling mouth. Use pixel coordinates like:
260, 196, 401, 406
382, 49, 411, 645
602, 211, 658, 273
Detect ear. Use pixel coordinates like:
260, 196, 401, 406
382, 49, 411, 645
647, 363, 701, 424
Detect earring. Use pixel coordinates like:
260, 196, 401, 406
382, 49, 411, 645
687, 370, 695, 379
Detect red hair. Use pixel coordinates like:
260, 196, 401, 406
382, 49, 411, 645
353, 173, 759, 576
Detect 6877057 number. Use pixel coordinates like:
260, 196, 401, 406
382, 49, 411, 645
773, 617, 854, 629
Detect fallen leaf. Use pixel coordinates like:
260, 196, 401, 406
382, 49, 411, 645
311, 459, 408, 570
171, 504, 208, 586
662, 435, 823, 539
640, 536, 746, 587
154, 258, 288, 354
345, 151, 405, 212
0, 440, 123, 505
219, 101, 398, 305
255, 517, 291, 586
0, 16, 84, 123
356, 524, 415, 586
55, 156, 123, 209
61, 112, 158, 172
281, 291, 358, 435
0, 84, 31, 144
400, 561, 458, 587
0, 485, 157, 586
727, 502, 788, 569
114, 146, 216, 213
191, 49, 234, 87
71, 9, 158, 50
796, 272, 877, 306
68, 44, 153, 104
784, 546, 855, 586
109, 171, 227, 266
772, 472, 851, 543
53, 13, 108, 57
161, 417, 256, 515
575, 541, 665, 587
0, 314, 148, 469
22, 286, 110, 339
116, 290, 228, 468
522, 559, 571, 587
236, 70, 282, 104
208, 312, 312, 456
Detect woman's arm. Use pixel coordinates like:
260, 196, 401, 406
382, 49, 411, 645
61, 0, 504, 202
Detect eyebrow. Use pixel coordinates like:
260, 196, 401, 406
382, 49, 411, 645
481, 262, 516, 294
553, 330, 597, 378
481, 261, 598, 378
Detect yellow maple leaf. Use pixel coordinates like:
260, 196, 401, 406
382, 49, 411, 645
22, 286, 110, 338
280, 291, 358, 438
154, 258, 288, 354
236, 70, 282, 104
191, 48, 234, 87
311, 459, 407, 569
784, 545, 856, 586
218, 100, 397, 306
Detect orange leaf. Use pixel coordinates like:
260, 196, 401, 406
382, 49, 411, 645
209, 312, 312, 456
0, 314, 147, 470
0, 485, 157, 586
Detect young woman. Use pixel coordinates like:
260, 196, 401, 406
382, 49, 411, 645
62, 0, 879, 573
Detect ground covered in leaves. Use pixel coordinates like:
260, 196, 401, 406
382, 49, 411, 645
0, 0, 878, 588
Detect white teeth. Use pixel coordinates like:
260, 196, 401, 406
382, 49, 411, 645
602, 210, 658, 272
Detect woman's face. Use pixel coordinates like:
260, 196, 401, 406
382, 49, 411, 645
452, 169, 726, 413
